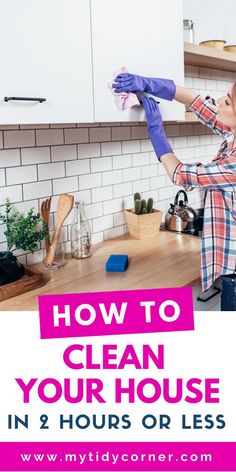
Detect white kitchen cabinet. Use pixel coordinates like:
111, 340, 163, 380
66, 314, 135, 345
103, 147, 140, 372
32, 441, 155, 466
91, 0, 185, 122
0, 0, 93, 124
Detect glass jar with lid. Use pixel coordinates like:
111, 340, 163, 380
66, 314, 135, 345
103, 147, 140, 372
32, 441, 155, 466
183, 19, 195, 44
70, 201, 91, 259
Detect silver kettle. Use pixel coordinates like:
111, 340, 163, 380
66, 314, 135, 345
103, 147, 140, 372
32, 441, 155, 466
165, 190, 198, 233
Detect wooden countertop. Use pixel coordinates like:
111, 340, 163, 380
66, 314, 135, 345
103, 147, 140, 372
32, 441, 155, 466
0, 231, 201, 311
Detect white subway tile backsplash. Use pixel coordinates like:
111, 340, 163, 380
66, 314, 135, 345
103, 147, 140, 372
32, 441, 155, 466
92, 232, 104, 244
0, 185, 23, 204
53, 176, 78, 195
150, 176, 167, 189
216, 81, 229, 91
79, 173, 101, 190
92, 186, 113, 203
141, 165, 158, 179
141, 139, 153, 152
0, 241, 7, 251
91, 156, 112, 173
102, 170, 122, 186
104, 225, 124, 240
180, 146, 195, 159
6, 165, 37, 185
114, 182, 132, 198
123, 167, 141, 182
4, 130, 35, 148
0, 149, 20, 168
222, 70, 235, 81
184, 76, 194, 88
72, 190, 91, 205
90, 127, 111, 143
159, 186, 175, 201
131, 126, 148, 140
85, 202, 103, 219
23, 181, 52, 201
101, 141, 121, 156
66, 159, 90, 177
38, 162, 65, 181
185, 64, 199, 77
36, 129, 63, 146
187, 136, 200, 146
173, 136, 187, 149
78, 143, 101, 160
132, 152, 149, 167
199, 67, 212, 80
194, 146, 207, 158
193, 78, 206, 89
93, 214, 113, 233
199, 135, 212, 145
22, 147, 50, 165
112, 127, 131, 141
133, 179, 150, 193
14, 199, 39, 214
51, 144, 77, 162
103, 198, 123, 215
78, 143, 100, 159
27, 250, 44, 265
122, 140, 140, 154
123, 195, 134, 209
0, 169, 5, 187
149, 152, 159, 164
114, 211, 125, 227
0, 223, 6, 243
65, 128, 89, 144
165, 124, 180, 137
180, 124, 194, 136
113, 154, 132, 169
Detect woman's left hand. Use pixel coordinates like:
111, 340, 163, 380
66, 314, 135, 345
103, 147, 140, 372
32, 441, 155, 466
142, 97, 173, 160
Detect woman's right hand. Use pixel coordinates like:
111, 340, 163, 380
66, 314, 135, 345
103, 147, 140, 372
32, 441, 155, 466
112, 73, 176, 101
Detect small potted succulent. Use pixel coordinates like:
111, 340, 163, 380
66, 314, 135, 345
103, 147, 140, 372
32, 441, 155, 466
124, 192, 163, 239
0, 199, 48, 286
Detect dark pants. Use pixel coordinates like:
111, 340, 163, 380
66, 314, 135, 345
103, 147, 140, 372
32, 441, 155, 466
221, 274, 236, 311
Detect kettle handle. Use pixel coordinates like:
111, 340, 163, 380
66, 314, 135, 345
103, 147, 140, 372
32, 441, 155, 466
174, 190, 188, 206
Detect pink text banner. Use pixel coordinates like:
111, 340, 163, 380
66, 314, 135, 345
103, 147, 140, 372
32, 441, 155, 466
0, 442, 235, 471
38, 287, 194, 339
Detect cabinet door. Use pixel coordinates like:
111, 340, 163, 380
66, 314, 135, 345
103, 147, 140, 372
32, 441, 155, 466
0, 0, 93, 124
91, 0, 184, 122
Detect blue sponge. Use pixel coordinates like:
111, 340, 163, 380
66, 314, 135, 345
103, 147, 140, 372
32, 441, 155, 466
106, 254, 129, 272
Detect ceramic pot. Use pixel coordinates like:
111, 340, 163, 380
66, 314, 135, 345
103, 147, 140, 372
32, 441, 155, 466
0, 251, 24, 286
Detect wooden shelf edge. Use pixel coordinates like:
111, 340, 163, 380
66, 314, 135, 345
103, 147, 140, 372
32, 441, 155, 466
184, 41, 236, 72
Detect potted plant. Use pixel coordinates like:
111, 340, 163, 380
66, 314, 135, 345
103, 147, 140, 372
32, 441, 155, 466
124, 192, 163, 239
0, 199, 48, 286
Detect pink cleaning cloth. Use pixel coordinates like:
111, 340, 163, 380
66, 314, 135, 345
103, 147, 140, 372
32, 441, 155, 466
108, 67, 140, 110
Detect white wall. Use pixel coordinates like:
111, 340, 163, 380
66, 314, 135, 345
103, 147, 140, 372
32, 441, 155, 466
183, 0, 236, 45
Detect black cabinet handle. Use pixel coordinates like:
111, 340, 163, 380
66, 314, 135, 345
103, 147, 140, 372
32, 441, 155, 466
4, 96, 46, 103
197, 286, 221, 303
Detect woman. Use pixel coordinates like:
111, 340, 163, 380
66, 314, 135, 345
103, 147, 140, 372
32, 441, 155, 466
113, 73, 236, 311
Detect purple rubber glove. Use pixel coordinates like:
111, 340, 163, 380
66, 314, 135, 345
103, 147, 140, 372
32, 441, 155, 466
112, 73, 176, 101
143, 97, 173, 160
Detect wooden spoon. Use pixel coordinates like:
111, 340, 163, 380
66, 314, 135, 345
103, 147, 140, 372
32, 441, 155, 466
40, 196, 52, 252
44, 194, 74, 267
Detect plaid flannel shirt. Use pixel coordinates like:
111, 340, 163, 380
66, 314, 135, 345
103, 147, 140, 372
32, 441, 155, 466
173, 95, 236, 291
